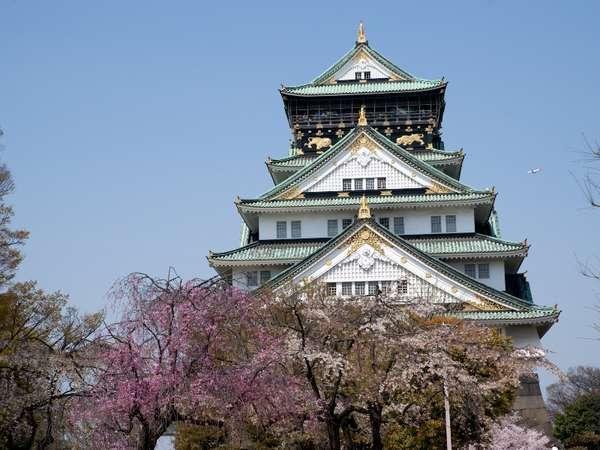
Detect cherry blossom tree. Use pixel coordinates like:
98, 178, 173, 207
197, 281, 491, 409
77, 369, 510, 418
467, 413, 550, 449
259, 284, 556, 450
72, 272, 307, 450
0, 282, 102, 449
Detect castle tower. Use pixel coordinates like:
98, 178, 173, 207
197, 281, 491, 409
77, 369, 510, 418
208, 23, 558, 431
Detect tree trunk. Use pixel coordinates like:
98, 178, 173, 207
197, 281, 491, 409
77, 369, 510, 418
326, 419, 341, 450
369, 404, 383, 450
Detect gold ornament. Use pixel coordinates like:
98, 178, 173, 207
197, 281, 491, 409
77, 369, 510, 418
357, 21, 367, 44
358, 105, 368, 126
357, 195, 371, 219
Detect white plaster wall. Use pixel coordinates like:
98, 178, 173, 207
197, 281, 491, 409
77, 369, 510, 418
447, 259, 506, 291
504, 325, 541, 348
258, 207, 474, 239
231, 265, 286, 291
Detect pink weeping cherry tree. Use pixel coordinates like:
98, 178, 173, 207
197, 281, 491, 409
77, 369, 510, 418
70, 272, 307, 450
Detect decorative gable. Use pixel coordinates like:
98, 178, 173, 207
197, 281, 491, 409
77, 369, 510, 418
282, 223, 517, 313
331, 49, 396, 82
297, 133, 455, 194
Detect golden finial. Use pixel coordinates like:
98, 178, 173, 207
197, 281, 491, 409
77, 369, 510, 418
357, 194, 371, 219
357, 21, 367, 44
358, 105, 368, 126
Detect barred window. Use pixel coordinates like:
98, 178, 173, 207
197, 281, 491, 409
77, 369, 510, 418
291, 220, 302, 238
327, 283, 337, 296
327, 219, 339, 237
246, 271, 258, 287
379, 217, 390, 229
342, 218, 353, 229
445, 215, 457, 233
341, 282, 352, 296
276, 221, 287, 239
464, 264, 476, 278
368, 281, 379, 295
354, 282, 365, 295
364, 71, 371, 80
260, 270, 271, 284
393, 217, 405, 235
478, 263, 490, 279
354, 178, 363, 190
355, 72, 362, 80
377, 177, 386, 189
397, 279, 408, 295
366, 178, 375, 190
431, 216, 442, 233
343, 178, 352, 191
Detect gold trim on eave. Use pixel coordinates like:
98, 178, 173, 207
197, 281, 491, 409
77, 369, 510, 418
357, 194, 371, 219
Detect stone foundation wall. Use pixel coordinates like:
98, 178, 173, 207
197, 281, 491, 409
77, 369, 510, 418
513, 374, 553, 437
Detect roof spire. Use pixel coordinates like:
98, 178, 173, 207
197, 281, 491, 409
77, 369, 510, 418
357, 194, 371, 219
356, 21, 367, 44
357, 105, 368, 126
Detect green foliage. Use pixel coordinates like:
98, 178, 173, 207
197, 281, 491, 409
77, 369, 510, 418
554, 394, 600, 449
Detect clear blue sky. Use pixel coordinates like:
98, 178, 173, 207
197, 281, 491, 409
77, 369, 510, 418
1, 1, 599, 389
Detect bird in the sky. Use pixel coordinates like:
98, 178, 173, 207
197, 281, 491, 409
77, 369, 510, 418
527, 168, 541, 174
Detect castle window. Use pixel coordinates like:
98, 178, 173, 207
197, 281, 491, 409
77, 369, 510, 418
431, 216, 442, 233
260, 270, 271, 284
377, 177, 386, 189
291, 220, 302, 238
355, 282, 365, 295
379, 217, 390, 229
327, 283, 337, 296
355, 71, 362, 80
464, 264, 476, 278
354, 178, 363, 190
342, 282, 352, 296
276, 221, 287, 239
342, 218, 353, 229
478, 263, 490, 279
343, 178, 352, 191
364, 71, 371, 80
368, 281, 379, 295
246, 271, 258, 287
397, 279, 408, 295
445, 215, 457, 233
393, 217, 405, 235
327, 219, 339, 237
366, 178, 375, 190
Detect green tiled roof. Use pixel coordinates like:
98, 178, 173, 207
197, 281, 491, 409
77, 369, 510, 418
209, 234, 526, 265
281, 79, 445, 97
259, 126, 476, 201
238, 192, 494, 211
311, 42, 416, 85
452, 308, 559, 324
408, 234, 527, 257
414, 149, 464, 164
210, 240, 325, 264
268, 149, 463, 170
268, 155, 319, 170
281, 42, 445, 97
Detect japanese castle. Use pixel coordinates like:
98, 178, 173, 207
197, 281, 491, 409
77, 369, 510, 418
208, 23, 559, 428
